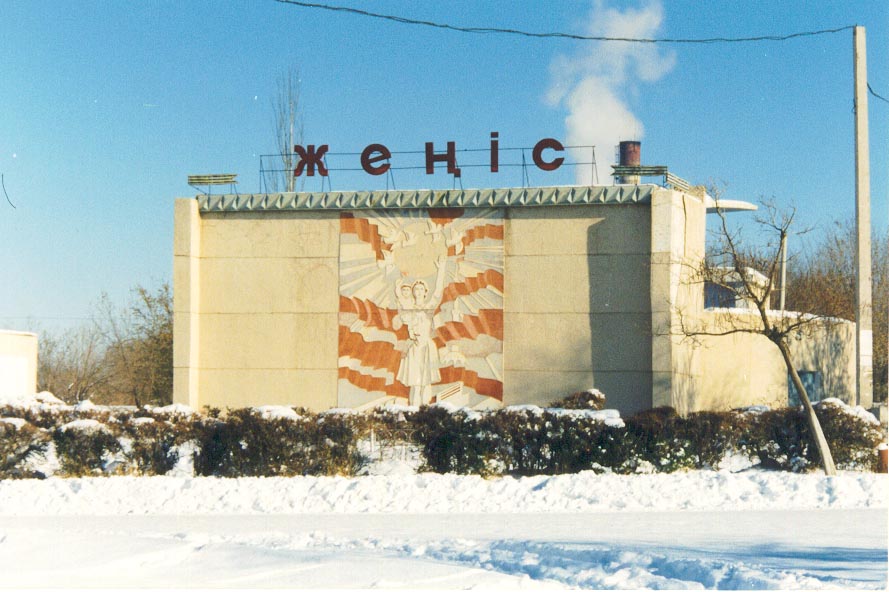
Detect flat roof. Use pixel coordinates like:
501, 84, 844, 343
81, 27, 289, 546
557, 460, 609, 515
0, 330, 37, 337
198, 184, 657, 212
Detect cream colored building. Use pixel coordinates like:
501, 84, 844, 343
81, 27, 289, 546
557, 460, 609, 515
172, 185, 855, 415
0, 330, 38, 401
696, 311, 855, 411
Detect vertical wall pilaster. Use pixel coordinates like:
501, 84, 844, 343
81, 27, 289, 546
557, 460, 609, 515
649, 189, 705, 413
173, 198, 201, 408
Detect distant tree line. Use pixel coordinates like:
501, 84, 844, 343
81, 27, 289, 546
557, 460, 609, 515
38, 284, 172, 407
784, 221, 888, 403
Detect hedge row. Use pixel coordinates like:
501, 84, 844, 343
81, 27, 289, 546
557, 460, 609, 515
0, 398, 884, 479
412, 403, 885, 475
0, 405, 361, 479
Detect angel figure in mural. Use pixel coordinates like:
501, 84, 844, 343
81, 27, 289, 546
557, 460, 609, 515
394, 255, 448, 406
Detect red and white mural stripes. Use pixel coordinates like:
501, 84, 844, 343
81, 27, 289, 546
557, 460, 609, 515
337, 208, 504, 409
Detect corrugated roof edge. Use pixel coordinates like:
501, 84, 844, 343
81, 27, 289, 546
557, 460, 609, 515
197, 185, 658, 212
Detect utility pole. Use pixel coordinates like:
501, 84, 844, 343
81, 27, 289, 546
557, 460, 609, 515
779, 232, 787, 313
288, 94, 296, 193
853, 26, 874, 409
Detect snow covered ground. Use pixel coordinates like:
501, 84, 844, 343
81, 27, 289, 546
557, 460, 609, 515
1, 471, 886, 589
2, 392, 886, 588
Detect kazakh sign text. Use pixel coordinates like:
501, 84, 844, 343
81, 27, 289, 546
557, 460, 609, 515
293, 133, 565, 178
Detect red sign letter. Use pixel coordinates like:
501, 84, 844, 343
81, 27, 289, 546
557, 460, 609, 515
425, 141, 460, 175
489, 131, 499, 173
360, 143, 391, 176
293, 144, 329, 177
532, 138, 564, 172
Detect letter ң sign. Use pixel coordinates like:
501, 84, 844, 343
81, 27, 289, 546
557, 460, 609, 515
292, 133, 565, 178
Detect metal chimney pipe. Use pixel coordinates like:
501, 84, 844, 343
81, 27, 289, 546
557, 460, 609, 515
618, 140, 641, 184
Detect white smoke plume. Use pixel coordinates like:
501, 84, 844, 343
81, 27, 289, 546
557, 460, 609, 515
547, 1, 676, 184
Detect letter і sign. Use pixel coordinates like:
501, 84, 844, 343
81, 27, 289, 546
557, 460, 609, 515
292, 135, 565, 178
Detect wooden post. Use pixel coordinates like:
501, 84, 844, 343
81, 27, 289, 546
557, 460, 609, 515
780, 341, 836, 475
853, 26, 873, 409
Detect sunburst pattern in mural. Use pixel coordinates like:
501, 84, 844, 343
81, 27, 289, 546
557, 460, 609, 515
338, 208, 503, 410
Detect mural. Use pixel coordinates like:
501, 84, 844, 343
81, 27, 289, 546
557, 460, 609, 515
338, 208, 503, 409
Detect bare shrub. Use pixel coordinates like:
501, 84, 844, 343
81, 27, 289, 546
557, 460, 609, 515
0, 421, 49, 478
52, 423, 122, 477
37, 326, 107, 403
549, 389, 606, 410
192, 408, 363, 477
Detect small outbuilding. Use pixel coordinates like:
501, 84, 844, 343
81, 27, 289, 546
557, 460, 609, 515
0, 330, 38, 401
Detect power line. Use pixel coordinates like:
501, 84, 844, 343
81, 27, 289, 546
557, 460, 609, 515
1, 174, 15, 209
276, 2, 889, 107
276, 0, 855, 44
869, 83, 889, 105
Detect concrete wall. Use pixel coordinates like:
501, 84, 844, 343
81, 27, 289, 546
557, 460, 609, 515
696, 312, 856, 410
174, 195, 673, 414
173, 188, 849, 416
788, 320, 856, 402
0, 330, 38, 400
697, 327, 789, 410
173, 200, 341, 410
503, 204, 654, 413
649, 190, 707, 415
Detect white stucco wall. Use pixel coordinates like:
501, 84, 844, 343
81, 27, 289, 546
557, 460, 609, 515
0, 330, 38, 400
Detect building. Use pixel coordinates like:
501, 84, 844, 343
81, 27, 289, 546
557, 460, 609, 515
0, 330, 38, 401
703, 267, 771, 311
172, 176, 856, 415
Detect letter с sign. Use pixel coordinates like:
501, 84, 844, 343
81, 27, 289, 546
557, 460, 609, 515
293, 134, 565, 178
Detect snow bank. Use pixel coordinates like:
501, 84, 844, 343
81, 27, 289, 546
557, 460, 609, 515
293, 534, 879, 590
819, 397, 881, 426
147, 403, 196, 415
0, 391, 201, 418
0, 417, 27, 429
4, 509, 884, 589
547, 407, 624, 427
500, 405, 624, 427
74, 399, 96, 411
35, 391, 64, 404
254, 405, 302, 421
58, 418, 108, 433
0, 390, 64, 408
321, 407, 359, 416
0, 470, 883, 516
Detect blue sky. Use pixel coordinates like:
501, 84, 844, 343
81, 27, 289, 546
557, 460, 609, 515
1, 1, 887, 331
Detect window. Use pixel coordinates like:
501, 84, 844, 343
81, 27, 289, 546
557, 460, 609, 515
788, 370, 823, 406
704, 283, 735, 309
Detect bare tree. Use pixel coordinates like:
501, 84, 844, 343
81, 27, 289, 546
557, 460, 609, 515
681, 198, 837, 475
37, 325, 107, 403
35, 284, 173, 406
99, 284, 173, 407
264, 67, 304, 193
